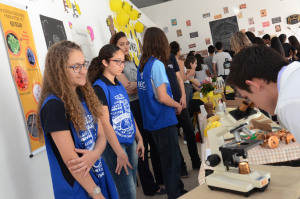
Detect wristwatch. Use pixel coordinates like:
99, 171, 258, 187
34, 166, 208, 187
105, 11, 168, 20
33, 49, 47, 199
88, 186, 101, 197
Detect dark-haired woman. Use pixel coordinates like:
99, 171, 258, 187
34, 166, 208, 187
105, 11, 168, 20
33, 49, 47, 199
245, 31, 256, 43
37, 41, 118, 199
270, 37, 285, 58
195, 54, 210, 83
279, 34, 294, 62
109, 32, 166, 196
137, 27, 187, 199
288, 35, 300, 62
88, 44, 145, 199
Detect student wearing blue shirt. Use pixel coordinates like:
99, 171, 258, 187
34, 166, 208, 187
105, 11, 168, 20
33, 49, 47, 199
37, 41, 118, 199
137, 27, 187, 199
88, 44, 144, 199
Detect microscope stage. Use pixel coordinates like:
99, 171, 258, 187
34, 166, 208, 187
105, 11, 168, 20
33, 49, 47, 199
206, 168, 270, 197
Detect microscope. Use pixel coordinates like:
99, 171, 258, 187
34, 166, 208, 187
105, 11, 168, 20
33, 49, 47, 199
205, 101, 270, 197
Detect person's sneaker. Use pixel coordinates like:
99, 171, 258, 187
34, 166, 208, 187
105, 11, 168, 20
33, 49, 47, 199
183, 140, 187, 145
180, 189, 189, 195
192, 162, 201, 170
181, 166, 189, 178
144, 187, 167, 196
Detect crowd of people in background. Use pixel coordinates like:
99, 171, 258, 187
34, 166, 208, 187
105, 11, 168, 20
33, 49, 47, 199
36, 25, 300, 199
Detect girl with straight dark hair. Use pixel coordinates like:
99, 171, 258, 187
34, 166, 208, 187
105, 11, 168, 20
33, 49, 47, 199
88, 44, 145, 199
137, 27, 187, 199
288, 35, 300, 61
270, 37, 285, 58
109, 32, 166, 196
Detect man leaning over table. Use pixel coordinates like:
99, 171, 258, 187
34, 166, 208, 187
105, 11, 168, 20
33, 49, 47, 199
226, 45, 300, 142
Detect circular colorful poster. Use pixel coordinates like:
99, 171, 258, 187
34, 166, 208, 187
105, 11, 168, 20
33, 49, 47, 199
26, 47, 36, 67
13, 66, 29, 91
32, 82, 42, 104
26, 110, 38, 141
5, 31, 21, 56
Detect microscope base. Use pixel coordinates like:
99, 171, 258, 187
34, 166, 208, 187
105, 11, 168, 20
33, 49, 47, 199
206, 168, 270, 197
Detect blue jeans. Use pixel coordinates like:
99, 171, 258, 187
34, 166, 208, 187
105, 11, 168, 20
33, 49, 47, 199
151, 125, 184, 199
102, 141, 138, 199
130, 99, 162, 195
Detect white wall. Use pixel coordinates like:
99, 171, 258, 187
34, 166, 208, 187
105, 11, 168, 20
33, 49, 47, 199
141, 0, 300, 54
0, 0, 155, 198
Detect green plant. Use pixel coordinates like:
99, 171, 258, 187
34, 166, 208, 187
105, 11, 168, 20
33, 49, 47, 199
210, 75, 217, 82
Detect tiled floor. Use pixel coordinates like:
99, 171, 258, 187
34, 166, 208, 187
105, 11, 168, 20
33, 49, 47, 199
136, 132, 202, 199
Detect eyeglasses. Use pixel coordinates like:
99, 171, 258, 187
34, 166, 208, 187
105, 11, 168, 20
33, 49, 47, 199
109, 59, 126, 66
67, 61, 90, 73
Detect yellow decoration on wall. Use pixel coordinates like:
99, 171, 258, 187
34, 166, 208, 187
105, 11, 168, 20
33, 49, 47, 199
113, 17, 120, 32
110, 0, 123, 12
74, 1, 81, 15
129, 9, 140, 21
123, 1, 132, 14
117, 10, 130, 26
135, 21, 144, 33
133, 52, 140, 66
66, 0, 72, 9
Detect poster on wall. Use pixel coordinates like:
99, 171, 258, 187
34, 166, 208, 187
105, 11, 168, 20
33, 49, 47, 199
163, 27, 169, 33
214, 14, 222, 20
176, 29, 182, 37
272, 17, 281, 24
189, 43, 196, 48
0, 3, 44, 155
209, 16, 239, 50
260, 9, 267, 17
239, 4, 247, 9
248, 17, 254, 25
71, 27, 96, 66
186, 20, 191, 27
40, 15, 68, 49
171, 19, 177, 26
258, 30, 265, 36
262, 21, 270, 28
205, 38, 211, 45
223, 7, 229, 14
241, 29, 245, 33
248, 27, 255, 32
190, 31, 198, 38
203, 13, 210, 18
275, 25, 281, 32
196, 50, 208, 57
237, 12, 243, 19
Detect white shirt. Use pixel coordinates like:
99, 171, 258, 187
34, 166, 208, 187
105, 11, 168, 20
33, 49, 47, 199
212, 52, 232, 76
275, 61, 300, 142
195, 64, 209, 83
184, 67, 189, 83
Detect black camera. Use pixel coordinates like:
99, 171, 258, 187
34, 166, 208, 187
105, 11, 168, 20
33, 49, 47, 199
223, 58, 231, 69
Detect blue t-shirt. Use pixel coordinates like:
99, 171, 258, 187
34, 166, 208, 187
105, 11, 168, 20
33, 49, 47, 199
93, 75, 136, 145
151, 60, 170, 88
137, 57, 178, 131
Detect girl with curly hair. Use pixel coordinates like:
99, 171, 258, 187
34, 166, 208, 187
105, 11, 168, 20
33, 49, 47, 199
37, 41, 118, 199
88, 44, 144, 199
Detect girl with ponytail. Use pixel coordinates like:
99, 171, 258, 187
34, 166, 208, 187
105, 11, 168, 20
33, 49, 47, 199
88, 44, 144, 199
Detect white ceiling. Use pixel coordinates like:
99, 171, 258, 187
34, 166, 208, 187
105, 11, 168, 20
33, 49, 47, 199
130, 0, 172, 8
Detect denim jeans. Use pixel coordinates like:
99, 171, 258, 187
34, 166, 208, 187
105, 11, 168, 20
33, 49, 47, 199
102, 141, 138, 199
130, 99, 162, 195
151, 125, 184, 199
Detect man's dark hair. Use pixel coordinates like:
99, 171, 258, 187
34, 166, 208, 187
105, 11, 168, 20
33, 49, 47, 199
226, 46, 289, 93
279, 34, 286, 43
187, 52, 195, 57
170, 41, 180, 55
262, 34, 271, 41
189, 50, 195, 54
208, 45, 215, 54
215, 42, 223, 50
245, 31, 256, 43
